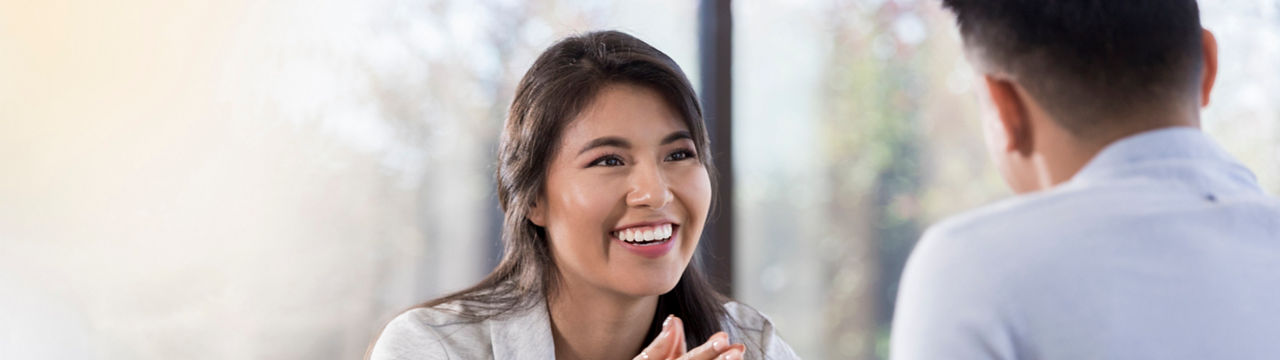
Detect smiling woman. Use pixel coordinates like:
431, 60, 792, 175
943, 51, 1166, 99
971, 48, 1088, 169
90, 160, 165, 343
533, 84, 711, 303
367, 31, 798, 360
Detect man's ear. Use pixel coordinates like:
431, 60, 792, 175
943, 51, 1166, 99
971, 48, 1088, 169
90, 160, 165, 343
528, 197, 547, 227
982, 75, 1034, 156
1200, 28, 1219, 107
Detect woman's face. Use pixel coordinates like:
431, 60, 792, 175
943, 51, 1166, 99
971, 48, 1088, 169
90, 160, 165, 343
529, 83, 712, 298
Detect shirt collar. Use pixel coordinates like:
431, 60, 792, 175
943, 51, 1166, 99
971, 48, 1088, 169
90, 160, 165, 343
1069, 126, 1260, 191
488, 296, 556, 359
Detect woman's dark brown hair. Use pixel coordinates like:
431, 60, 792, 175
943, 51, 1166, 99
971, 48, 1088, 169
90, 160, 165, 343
413, 30, 730, 348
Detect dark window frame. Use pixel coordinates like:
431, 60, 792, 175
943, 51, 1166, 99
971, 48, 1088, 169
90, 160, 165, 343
698, 0, 734, 297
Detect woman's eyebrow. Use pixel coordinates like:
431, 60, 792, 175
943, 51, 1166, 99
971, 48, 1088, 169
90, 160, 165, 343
577, 131, 691, 155
662, 131, 692, 145
578, 136, 630, 155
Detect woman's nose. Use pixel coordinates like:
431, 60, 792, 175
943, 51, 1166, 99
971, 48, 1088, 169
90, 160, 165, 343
626, 163, 673, 209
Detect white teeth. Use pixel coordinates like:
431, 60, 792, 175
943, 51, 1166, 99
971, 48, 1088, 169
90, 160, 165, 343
613, 223, 676, 244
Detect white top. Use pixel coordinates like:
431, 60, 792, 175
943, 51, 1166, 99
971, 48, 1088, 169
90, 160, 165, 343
891, 128, 1280, 360
371, 297, 799, 360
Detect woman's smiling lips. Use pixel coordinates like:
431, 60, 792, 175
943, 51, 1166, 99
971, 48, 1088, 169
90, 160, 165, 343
610, 221, 679, 259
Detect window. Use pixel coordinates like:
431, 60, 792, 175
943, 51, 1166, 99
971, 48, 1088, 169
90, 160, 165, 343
0, 0, 698, 358
3, 1, 1276, 358
733, 0, 1280, 359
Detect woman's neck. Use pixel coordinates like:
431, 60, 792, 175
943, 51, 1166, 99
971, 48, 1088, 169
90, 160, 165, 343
547, 281, 658, 360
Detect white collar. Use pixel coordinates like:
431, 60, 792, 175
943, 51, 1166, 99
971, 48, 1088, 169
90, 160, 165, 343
1069, 126, 1260, 193
487, 297, 556, 359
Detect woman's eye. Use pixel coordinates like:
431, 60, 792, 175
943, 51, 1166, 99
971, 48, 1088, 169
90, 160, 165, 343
590, 155, 625, 167
666, 149, 696, 161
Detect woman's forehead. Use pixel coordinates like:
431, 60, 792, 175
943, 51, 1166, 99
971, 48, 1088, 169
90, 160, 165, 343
561, 84, 689, 144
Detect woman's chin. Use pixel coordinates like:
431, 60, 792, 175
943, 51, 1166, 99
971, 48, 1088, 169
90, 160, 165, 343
612, 275, 682, 298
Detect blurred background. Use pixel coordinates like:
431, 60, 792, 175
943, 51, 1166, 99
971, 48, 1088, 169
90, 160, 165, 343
2, 0, 1277, 359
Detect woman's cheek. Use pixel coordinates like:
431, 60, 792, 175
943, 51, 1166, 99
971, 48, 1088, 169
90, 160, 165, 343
562, 172, 609, 203
561, 173, 626, 222
672, 165, 712, 216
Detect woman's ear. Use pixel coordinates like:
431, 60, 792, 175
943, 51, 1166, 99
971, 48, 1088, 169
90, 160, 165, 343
527, 198, 547, 227
982, 75, 1034, 156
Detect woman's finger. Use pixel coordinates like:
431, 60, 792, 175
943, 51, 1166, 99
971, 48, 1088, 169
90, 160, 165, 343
678, 331, 733, 360
664, 316, 687, 359
713, 344, 746, 360
634, 315, 681, 360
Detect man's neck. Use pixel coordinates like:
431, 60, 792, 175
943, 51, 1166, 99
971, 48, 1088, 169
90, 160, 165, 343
547, 279, 658, 360
1035, 120, 1201, 190
1031, 132, 1105, 189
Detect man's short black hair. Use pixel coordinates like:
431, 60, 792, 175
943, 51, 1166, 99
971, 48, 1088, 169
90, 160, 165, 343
943, 0, 1204, 136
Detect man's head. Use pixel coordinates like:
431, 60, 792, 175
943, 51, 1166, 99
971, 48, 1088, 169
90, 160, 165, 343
943, 0, 1218, 192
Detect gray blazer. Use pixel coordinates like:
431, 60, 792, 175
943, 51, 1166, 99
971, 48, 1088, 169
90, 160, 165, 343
370, 298, 799, 359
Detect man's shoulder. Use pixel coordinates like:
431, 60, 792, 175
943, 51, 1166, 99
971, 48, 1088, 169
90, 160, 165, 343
892, 186, 1115, 360
926, 175, 1280, 252
924, 185, 1091, 248
910, 182, 1138, 282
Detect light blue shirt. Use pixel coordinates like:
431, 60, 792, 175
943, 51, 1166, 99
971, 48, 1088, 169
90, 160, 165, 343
891, 127, 1280, 360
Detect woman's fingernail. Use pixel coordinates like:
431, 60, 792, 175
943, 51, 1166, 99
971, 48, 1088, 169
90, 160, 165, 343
663, 315, 674, 328
713, 339, 727, 351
